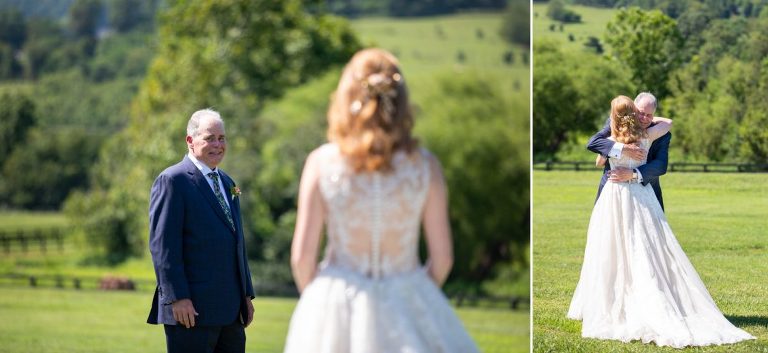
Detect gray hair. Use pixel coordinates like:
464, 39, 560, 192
634, 92, 658, 110
187, 108, 224, 137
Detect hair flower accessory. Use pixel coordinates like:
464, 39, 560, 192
230, 186, 241, 200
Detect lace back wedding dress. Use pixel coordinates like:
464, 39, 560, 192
283, 143, 479, 353
567, 139, 754, 348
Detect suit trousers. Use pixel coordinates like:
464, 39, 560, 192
164, 319, 245, 353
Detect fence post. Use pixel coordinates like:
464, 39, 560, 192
510, 297, 519, 310
18, 231, 27, 253
0, 233, 8, 254
55, 276, 64, 288
73, 278, 81, 290
29, 276, 37, 287
55, 229, 64, 252
37, 229, 46, 254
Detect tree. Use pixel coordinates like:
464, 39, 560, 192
500, 0, 530, 46
584, 36, 604, 54
605, 8, 683, 99
416, 71, 529, 286
66, 0, 361, 264
0, 8, 26, 49
547, 0, 582, 23
533, 40, 635, 158
676, 2, 713, 61
0, 93, 35, 165
110, 0, 154, 33
2, 128, 102, 209
68, 0, 102, 39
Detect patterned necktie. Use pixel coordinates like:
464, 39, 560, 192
207, 172, 234, 229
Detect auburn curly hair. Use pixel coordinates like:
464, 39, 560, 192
610, 95, 647, 144
327, 48, 417, 172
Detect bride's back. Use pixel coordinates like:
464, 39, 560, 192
315, 143, 430, 278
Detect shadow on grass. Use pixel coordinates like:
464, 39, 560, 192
726, 315, 768, 328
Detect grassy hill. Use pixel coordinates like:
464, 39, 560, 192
533, 3, 618, 53
533, 170, 768, 352
351, 12, 529, 119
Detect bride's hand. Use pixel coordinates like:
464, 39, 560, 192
623, 144, 646, 160
608, 168, 633, 182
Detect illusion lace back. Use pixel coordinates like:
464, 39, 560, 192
567, 139, 754, 348
283, 143, 479, 353
317, 143, 429, 278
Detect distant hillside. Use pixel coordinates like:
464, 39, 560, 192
533, 3, 617, 53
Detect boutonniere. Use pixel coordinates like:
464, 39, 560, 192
230, 186, 241, 200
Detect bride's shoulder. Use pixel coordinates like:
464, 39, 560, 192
309, 143, 340, 160
412, 147, 444, 177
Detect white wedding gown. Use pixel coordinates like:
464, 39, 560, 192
567, 139, 754, 348
283, 144, 479, 353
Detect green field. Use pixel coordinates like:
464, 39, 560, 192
352, 12, 528, 103
533, 170, 768, 352
0, 211, 68, 231
0, 286, 528, 353
533, 3, 617, 53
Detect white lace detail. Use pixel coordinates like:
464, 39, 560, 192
316, 143, 430, 278
610, 138, 650, 170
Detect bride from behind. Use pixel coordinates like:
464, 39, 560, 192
283, 48, 479, 353
567, 95, 754, 348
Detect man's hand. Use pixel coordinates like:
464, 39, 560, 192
172, 299, 199, 328
623, 144, 646, 161
244, 299, 254, 327
608, 168, 633, 182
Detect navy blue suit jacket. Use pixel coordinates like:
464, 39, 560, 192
147, 156, 254, 326
587, 119, 671, 210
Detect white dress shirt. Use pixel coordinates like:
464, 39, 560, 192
188, 152, 231, 209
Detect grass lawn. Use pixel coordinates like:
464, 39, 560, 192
533, 3, 618, 53
0, 286, 529, 353
0, 211, 68, 231
533, 170, 768, 352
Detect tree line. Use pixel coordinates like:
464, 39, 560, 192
0, 0, 156, 210
533, 1, 768, 164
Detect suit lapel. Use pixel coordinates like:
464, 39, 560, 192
184, 158, 236, 233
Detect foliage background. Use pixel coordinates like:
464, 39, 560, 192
0, 0, 529, 299
532, 0, 768, 164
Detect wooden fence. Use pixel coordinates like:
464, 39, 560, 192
0, 273, 156, 291
0, 272, 530, 310
534, 161, 768, 173
0, 227, 69, 254
451, 293, 530, 310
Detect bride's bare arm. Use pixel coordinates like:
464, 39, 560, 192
596, 154, 607, 167
422, 153, 453, 287
290, 151, 326, 293
648, 117, 672, 141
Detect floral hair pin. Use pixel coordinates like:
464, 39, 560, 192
350, 72, 402, 116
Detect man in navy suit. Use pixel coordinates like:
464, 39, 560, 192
148, 109, 255, 353
587, 92, 671, 210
